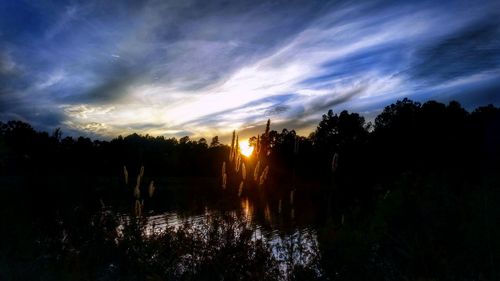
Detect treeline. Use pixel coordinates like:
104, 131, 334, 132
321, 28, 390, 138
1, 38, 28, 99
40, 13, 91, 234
248, 98, 500, 280
1, 98, 499, 185
256, 98, 500, 203
0, 123, 227, 178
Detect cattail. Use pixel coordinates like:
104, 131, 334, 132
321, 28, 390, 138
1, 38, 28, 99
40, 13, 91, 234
235, 155, 241, 172
222, 173, 227, 189
278, 199, 282, 214
291, 208, 295, 219
235, 135, 239, 155
230, 130, 236, 161
341, 214, 345, 225
290, 190, 295, 205
331, 153, 339, 173
123, 165, 128, 185
241, 163, 246, 180
139, 165, 145, 178
264, 203, 271, 223
134, 175, 141, 199
148, 180, 155, 198
135, 199, 141, 217
254, 161, 261, 181
221, 161, 226, 178
238, 181, 243, 197
259, 165, 269, 186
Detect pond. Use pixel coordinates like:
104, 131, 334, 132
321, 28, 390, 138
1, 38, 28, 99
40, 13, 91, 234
110, 178, 329, 275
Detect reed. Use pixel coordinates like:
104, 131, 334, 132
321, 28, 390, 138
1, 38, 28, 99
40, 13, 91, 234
238, 181, 244, 197
222, 173, 227, 189
134, 199, 143, 217
259, 165, 269, 186
235, 135, 239, 155
148, 180, 155, 198
264, 203, 271, 223
254, 160, 261, 182
134, 175, 141, 199
123, 165, 128, 185
331, 153, 339, 173
278, 199, 282, 214
229, 130, 236, 162
235, 154, 241, 173
127, 165, 153, 217
221, 161, 226, 178
241, 163, 246, 180
290, 190, 295, 205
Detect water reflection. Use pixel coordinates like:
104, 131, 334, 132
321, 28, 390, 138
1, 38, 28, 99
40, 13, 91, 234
118, 194, 321, 270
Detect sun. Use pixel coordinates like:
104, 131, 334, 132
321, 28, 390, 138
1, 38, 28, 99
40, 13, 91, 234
239, 140, 254, 157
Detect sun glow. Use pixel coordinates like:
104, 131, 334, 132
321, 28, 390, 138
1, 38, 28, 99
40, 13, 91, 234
239, 140, 254, 157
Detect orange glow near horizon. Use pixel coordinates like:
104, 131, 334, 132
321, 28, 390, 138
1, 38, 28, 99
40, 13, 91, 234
239, 140, 254, 157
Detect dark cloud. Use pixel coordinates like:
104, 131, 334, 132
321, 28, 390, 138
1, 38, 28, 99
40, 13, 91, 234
411, 21, 500, 84
177, 94, 297, 129
265, 105, 290, 116
73, 61, 140, 104
115, 122, 167, 131
0, 105, 66, 131
229, 87, 365, 139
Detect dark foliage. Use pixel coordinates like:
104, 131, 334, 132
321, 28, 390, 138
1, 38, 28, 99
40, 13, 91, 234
1, 98, 499, 280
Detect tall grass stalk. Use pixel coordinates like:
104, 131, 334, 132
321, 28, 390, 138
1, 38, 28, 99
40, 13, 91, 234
134, 199, 144, 217
148, 180, 155, 198
229, 130, 236, 162
222, 173, 227, 189
259, 165, 269, 186
139, 165, 145, 178
134, 175, 141, 199
221, 161, 226, 178
254, 161, 261, 182
238, 181, 244, 197
235, 154, 241, 173
123, 165, 128, 185
331, 153, 339, 173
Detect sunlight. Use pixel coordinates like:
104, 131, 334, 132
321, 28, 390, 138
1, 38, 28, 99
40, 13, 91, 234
239, 140, 254, 157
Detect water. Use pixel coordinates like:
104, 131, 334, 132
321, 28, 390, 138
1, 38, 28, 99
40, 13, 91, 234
110, 178, 327, 274
2, 176, 329, 278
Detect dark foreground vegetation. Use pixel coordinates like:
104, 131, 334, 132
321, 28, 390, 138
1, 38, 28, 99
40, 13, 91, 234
1, 98, 499, 280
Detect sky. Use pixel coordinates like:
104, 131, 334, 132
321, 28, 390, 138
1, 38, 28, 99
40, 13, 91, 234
1, 0, 500, 141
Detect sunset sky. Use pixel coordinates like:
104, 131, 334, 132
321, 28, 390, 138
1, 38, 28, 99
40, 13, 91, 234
1, 0, 499, 141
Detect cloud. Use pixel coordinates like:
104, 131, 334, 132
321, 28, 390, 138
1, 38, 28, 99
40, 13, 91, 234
411, 21, 500, 83
0, 0, 499, 140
